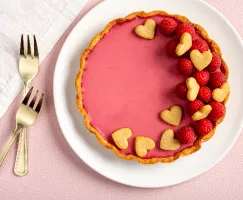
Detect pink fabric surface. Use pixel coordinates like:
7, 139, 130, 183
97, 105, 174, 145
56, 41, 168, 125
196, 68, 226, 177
0, 0, 242, 199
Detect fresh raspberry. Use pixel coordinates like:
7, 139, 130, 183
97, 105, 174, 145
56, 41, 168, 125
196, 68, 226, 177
175, 82, 188, 99
195, 119, 213, 136
194, 70, 210, 86
178, 58, 195, 76
209, 71, 226, 89
208, 102, 226, 121
198, 86, 212, 103
176, 23, 195, 39
186, 99, 204, 116
191, 39, 209, 53
176, 126, 197, 144
159, 18, 179, 37
207, 52, 221, 73
165, 39, 179, 58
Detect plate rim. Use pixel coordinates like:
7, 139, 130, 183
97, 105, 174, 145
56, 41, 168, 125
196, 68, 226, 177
53, 0, 243, 188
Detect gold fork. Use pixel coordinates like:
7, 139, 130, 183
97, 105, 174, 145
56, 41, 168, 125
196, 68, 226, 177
16, 35, 39, 176
0, 87, 44, 166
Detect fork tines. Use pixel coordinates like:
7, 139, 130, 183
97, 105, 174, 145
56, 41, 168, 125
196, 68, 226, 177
20, 35, 25, 56
22, 87, 44, 112
20, 34, 39, 57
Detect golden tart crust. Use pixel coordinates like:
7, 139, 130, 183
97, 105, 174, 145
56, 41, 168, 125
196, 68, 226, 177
75, 10, 229, 164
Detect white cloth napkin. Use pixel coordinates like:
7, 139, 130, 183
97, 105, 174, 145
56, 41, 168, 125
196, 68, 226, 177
0, 0, 88, 117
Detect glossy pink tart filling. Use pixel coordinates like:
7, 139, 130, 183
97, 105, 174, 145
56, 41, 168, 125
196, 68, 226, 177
81, 15, 204, 158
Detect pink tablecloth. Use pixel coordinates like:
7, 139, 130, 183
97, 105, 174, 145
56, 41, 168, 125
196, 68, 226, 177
0, 0, 243, 199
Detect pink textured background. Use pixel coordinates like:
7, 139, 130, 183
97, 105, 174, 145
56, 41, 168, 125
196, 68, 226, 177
0, 0, 242, 199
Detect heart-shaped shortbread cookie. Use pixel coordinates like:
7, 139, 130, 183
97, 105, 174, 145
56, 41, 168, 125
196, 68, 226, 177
135, 136, 155, 158
160, 129, 180, 151
212, 82, 230, 102
190, 50, 212, 71
176, 33, 192, 56
160, 105, 182, 126
186, 77, 200, 101
192, 105, 212, 121
135, 19, 156, 40
112, 128, 132, 150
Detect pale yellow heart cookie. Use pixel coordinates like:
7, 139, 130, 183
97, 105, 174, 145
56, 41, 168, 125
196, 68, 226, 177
135, 19, 156, 40
160, 129, 180, 151
176, 33, 192, 56
190, 50, 213, 71
135, 136, 155, 158
112, 128, 132, 150
212, 82, 230, 102
186, 77, 200, 101
192, 105, 212, 121
160, 105, 182, 126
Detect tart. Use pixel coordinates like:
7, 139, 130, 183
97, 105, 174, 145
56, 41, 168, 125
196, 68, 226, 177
75, 11, 229, 164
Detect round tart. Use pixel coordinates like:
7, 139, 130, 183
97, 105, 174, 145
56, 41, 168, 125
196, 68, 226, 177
75, 11, 229, 164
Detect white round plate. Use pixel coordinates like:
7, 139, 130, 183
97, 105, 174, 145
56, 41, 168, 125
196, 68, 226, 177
54, 0, 243, 188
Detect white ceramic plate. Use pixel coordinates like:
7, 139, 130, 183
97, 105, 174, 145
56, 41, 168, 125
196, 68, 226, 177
53, 0, 243, 188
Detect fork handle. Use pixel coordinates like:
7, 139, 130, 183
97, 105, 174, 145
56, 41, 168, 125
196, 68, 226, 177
14, 82, 30, 176
14, 129, 28, 176
0, 128, 22, 166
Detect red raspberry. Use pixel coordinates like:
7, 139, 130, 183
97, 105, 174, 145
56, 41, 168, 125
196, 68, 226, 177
207, 52, 221, 73
191, 39, 209, 53
175, 82, 188, 99
194, 70, 210, 86
186, 99, 204, 116
209, 71, 226, 89
176, 23, 195, 39
198, 86, 212, 103
208, 102, 226, 121
176, 126, 197, 144
159, 18, 179, 37
178, 58, 195, 76
195, 119, 213, 136
165, 39, 179, 58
